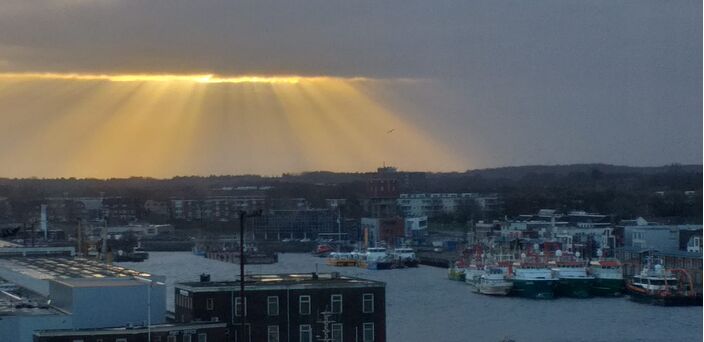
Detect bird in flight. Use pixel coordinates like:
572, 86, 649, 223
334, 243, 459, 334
387, 129, 395, 134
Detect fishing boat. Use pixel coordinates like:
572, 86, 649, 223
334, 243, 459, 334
475, 267, 513, 296
589, 259, 625, 296
326, 252, 357, 267
113, 246, 149, 262
626, 257, 701, 306
550, 258, 595, 298
313, 244, 334, 257
358, 247, 393, 270
448, 260, 466, 281
510, 261, 557, 299
463, 263, 486, 289
390, 247, 419, 267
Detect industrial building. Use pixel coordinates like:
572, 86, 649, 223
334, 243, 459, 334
174, 272, 386, 342
0, 246, 166, 342
251, 209, 343, 241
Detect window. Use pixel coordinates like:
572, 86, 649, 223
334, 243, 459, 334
299, 295, 311, 315
362, 293, 374, 313
207, 298, 214, 310
235, 297, 247, 317
168, 335, 177, 342
300, 324, 312, 342
198, 333, 207, 342
331, 294, 342, 314
267, 296, 279, 316
332, 323, 343, 342
184, 334, 192, 342
268, 325, 280, 342
363, 323, 374, 342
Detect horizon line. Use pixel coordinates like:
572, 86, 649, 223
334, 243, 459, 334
0, 162, 699, 181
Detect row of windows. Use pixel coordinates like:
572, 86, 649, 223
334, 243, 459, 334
177, 294, 193, 309
264, 323, 374, 342
206, 293, 375, 316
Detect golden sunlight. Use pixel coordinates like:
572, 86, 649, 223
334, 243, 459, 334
0, 73, 467, 178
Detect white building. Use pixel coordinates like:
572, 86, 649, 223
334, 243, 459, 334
397, 193, 500, 218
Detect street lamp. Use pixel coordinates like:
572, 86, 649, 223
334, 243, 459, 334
238, 209, 262, 342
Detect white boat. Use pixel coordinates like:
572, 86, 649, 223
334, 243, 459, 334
391, 247, 419, 267
476, 267, 513, 296
463, 264, 486, 289
359, 247, 393, 270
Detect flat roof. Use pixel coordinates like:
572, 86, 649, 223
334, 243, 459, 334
0, 282, 65, 317
50, 277, 151, 288
34, 322, 228, 336
0, 240, 21, 248
0, 256, 160, 281
177, 273, 385, 293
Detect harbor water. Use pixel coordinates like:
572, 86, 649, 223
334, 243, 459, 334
119, 252, 702, 342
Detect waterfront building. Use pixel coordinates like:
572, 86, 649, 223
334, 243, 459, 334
623, 223, 702, 252
0, 246, 166, 341
174, 272, 386, 342
361, 217, 405, 247
143, 199, 170, 217
397, 193, 501, 218
251, 209, 343, 241
404, 216, 429, 239
0, 282, 71, 342
170, 188, 268, 222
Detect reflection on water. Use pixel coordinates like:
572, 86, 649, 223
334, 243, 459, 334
119, 252, 702, 342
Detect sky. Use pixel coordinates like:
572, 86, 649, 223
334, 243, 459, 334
0, 0, 701, 178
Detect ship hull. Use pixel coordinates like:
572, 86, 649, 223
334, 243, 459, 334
510, 279, 556, 299
591, 278, 625, 297
555, 278, 594, 298
448, 269, 466, 281
626, 284, 703, 306
478, 283, 513, 296
361, 261, 392, 270
402, 259, 420, 268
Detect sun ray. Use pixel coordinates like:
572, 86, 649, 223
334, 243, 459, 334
0, 73, 466, 177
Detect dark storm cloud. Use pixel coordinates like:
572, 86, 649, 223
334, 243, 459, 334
0, 0, 700, 167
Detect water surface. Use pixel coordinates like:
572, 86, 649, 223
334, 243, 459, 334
119, 252, 702, 342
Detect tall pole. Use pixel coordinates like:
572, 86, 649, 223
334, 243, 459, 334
239, 211, 246, 342
239, 209, 261, 342
337, 206, 342, 252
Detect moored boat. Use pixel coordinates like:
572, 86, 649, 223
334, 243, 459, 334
626, 257, 701, 306
448, 260, 466, 281
476, 267, 513, 296
510, 261, 557, 299
551, 260, 595, 298
326, 252, 357, 267
358, 247, 393, 270
391, 247, 419, 267
589, 259, 625, 296
313, 244, 334, 257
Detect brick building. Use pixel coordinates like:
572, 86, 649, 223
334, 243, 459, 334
174, 273, 386, 342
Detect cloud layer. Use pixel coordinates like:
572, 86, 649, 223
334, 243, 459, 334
0, 1, 700, 176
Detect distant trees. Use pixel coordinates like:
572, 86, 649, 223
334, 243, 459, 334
0, 164, 700, 224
